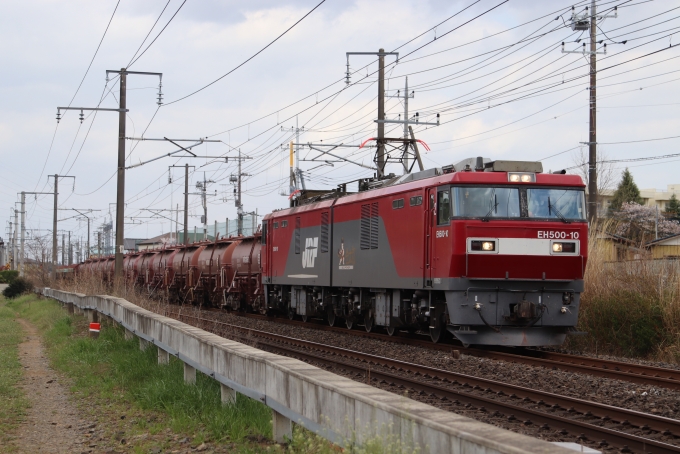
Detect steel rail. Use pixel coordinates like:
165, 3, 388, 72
220, 310, 680, 391
166, 310, 680, 454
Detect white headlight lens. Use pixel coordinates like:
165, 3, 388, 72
508, 172, 536, 182
552, 243, 563, 252
482, 241, 495, 251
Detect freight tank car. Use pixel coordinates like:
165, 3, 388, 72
262, 158, 588, 346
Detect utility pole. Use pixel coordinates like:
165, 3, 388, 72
346, 49, 399, 177
387, 77, 415, 174
68, 231, 72, 265
57, 69, 162, 283
346, 50, 437, 177
564, 2, 619, 221
281, 118, 305, 193
97, 232, 101, 258
196, 172, 216, 239
185, 164, 189, 244
238, 149, 243, 235
13, 209, 18, 271
61, 234, 65, 265
169, 164, 195, 245
48, 174, 75, 278
58, 209, 100, 260
588, 0, 598, 222
8, 220, 13, 270
377, 48, 385, 175
19, 191, 53, 276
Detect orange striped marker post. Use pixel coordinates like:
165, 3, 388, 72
89, 322, 101, 339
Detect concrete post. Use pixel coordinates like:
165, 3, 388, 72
158, 349, 169, 365
220, 383, 236, 405
272, 410, 292, 443
140, 338, 150, 351
124, 328, 134, 340
87, 310, 98, 323
184, 363, 196, 384
67, 302, 74, 314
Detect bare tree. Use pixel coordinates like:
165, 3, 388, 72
571, 146, 616, 193
571, 147, 616, 215
26, 234, 52, 285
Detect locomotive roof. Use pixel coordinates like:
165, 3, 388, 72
264, 165, 585, 219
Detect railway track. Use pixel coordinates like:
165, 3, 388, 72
165, 309, 680, 454
216, 310, 680, 391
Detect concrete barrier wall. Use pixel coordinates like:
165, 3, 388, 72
42, 288, 570, 454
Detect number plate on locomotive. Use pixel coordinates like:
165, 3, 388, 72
537, 231, 579, 239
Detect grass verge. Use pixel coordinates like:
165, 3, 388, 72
8, 293, 414, 453
7, 294, 279, 452
0, 296, 29, 448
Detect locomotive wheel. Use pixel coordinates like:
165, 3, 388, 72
364, 314, 374, 333
429, 317, 446, 343
288, 310, 295, 320
345, 318, 354, 330
327, 309, 336, 327
386, 326, 397, 336
301, 314, 308, 323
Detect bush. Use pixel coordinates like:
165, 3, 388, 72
0, 270, 19, 284
2, 278, 34, 299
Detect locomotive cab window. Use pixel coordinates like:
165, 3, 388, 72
527, 188, 586, 220
437, 190, 451, 225
410, 195, 422, 206
281, 220, 288, 227
262, 221, 267, 245
452, 187, 521, 219
273, 222, 278, 229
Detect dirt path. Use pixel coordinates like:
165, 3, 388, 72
11, 319, 87, 454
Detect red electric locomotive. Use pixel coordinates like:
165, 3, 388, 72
262, 158, 588, 346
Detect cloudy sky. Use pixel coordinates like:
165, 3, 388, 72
1, 0, 679, 256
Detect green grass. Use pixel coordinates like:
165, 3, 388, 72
0, 296, 29, 447
8, 294, 420, 453
8, 295, 276, 451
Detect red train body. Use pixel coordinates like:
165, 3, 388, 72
74, 159, 588, 347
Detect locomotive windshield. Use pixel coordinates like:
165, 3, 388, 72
527, 188, 586, 220
451, 187, 521, 218
448, 186, 586, 220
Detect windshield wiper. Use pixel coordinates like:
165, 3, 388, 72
548, 196, 571, 224
482, 193, 498, 222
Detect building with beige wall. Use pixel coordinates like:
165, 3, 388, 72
597, 184, 680, 216
647, 233, 680, 259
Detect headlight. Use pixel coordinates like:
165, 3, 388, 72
471, 240, 496, 251
508, 172, 535, 182
552, 242, 576, 253
482, 241, 495, 251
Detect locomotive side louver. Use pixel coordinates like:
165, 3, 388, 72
371, 202, 379, 249
360, 204, 371, 250
295, 217, 301, 254
320, 211, 329, 253
360, 203, 379, 250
